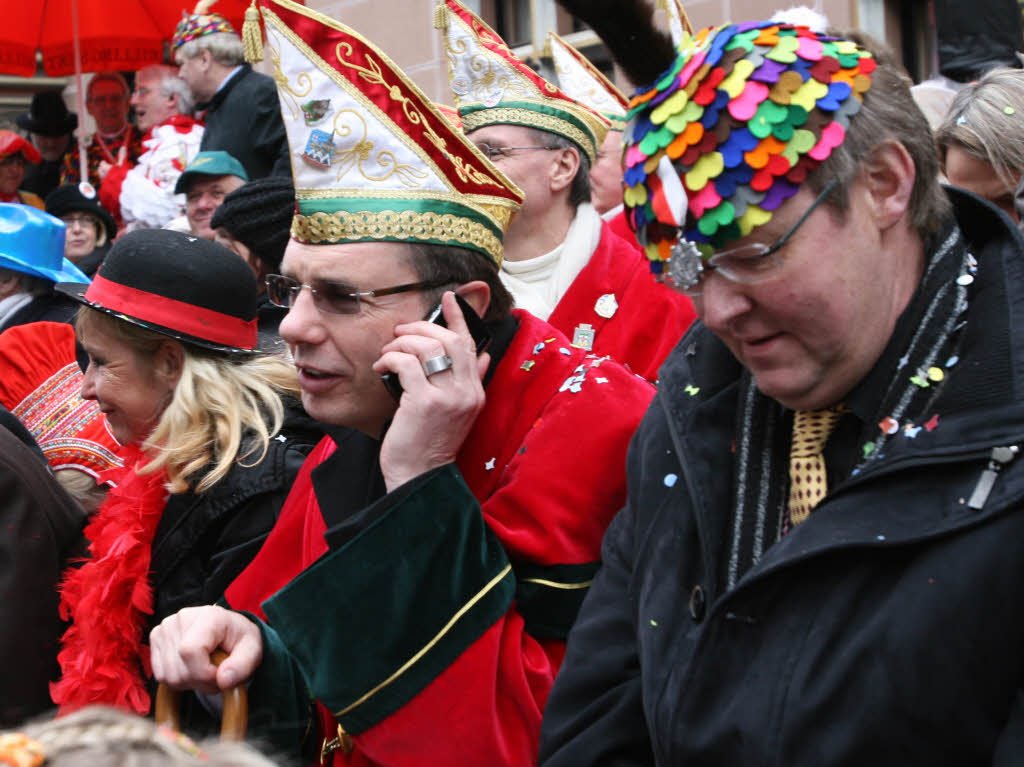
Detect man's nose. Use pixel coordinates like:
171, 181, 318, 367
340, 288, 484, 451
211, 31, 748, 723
692, 271, 754, 334
279, 285, 326, 348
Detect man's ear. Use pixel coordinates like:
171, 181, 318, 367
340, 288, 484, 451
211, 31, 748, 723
861, 139, 916, 231
153, 339, 185, 389
454, 280, 491, 319
549, 146, 581, 194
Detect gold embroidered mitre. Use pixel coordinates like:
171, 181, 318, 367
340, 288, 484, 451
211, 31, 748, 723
252, 0, 524, 265
546, 33, 628, 131
435, 0, 610, 163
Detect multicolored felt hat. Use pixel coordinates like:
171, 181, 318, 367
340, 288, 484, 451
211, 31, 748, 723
0, 322, 125, 478
171, 0, 237, 52
249, 0, 523, 266
435, 0, 610, 164
623, 22, 875, 283
547, 33, 628, 131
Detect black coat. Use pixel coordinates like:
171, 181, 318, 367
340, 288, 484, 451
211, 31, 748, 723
199, 65, 290, 181
0, 409, 87, 727
539, 189, 1024, 765
148, 403, 322, 627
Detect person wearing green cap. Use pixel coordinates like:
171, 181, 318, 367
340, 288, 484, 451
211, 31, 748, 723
174, 150, 248, 240
537, 0, 1024, 764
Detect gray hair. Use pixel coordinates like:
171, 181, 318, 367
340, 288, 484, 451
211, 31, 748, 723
805, 31, 952, 252
137, 64, 195, 115
936, 66, 1024, 192
522, 127, 592, 208
175, 32, 245, 68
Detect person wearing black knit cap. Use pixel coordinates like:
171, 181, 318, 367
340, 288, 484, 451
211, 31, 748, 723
210, 175, 294, 337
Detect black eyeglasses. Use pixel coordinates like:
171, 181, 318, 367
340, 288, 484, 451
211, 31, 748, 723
265, 274, 452, 315
474, 143, 558, 161
674, 178, 839, 296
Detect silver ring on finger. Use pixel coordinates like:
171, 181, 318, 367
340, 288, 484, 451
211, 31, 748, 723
422, 354, 454, 377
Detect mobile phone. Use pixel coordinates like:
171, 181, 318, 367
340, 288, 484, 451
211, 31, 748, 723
381, 293, 492, 401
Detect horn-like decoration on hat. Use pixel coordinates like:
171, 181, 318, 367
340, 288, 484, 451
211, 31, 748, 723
556, 0, 875, 285
253, 0, 524, 265
435, 0, 610, 164
547, 33, 629, 131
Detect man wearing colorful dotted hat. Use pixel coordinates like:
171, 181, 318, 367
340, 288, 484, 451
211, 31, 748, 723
172, 0, 289, 179
539, 1, 1024, 764
437, 0, 695, 382
148, 2, 655, 765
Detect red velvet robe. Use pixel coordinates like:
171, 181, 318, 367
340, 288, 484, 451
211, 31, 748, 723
546, 222, 695, 382
224, 310, 655, 766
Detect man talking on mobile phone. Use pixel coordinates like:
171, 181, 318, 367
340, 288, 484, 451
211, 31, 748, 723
147, 2, 656, 765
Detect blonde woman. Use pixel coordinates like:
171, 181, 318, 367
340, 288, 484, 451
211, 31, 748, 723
49, 229, 320, 716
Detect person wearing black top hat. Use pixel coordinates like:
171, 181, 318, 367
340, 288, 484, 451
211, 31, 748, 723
45, 183, 117, 278
210, 176, 294, 337
49, 228, 321, 716
17, 92, 77, 201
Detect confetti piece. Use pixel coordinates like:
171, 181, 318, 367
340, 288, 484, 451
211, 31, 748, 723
909, 375, 929, 388
521, 360, 535, 371
904, 424, 921, 438
685, 385, 700, 396
532, 343, 545, 354
879, 417, 899, 435
945, 355, 959, 367
1006, 106, 1016, 115
650, 619, 659, 627
927, 366, 944, 382
862, 441, 875, 458
956, 274, 974, 286
664, 473, 679, 487
485, 458, 496, 470
596, 377, 609, 383
559, 347, 571, 355
924, 414, 940, 432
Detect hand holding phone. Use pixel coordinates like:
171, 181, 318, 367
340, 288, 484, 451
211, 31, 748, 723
381, 292, 491, 401
373, 291, 492, 492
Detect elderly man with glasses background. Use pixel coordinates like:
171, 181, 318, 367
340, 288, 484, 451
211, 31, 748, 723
436, 0, 695, 383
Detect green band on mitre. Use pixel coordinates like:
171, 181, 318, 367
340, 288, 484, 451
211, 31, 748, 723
459, 101, 602, 163
293, 196, 508, 265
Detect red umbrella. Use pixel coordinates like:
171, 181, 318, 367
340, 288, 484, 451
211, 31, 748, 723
2, 0, 254, 78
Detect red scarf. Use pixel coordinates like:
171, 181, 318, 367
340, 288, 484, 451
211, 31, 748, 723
50, 446, 169, 715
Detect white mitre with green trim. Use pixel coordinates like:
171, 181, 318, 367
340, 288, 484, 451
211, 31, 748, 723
435, 0, 610, 163
546, 32, 628, 131
250, 0, 523, 265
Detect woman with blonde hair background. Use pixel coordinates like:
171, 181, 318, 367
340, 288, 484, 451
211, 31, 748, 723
936, 66, 1024, 222
49, 229, 319, 716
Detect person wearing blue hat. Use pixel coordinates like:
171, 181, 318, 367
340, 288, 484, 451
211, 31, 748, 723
173, 150, 248, 241
0, 204, 88, 333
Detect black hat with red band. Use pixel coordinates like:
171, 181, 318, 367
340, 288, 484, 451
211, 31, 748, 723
56, 229, 261, 355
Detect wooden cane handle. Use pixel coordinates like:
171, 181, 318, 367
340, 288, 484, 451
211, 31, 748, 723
154, 648, 248, 741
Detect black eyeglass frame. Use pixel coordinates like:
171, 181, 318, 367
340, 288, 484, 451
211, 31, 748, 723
265, 274, 453, 315
672, 178, 840, 296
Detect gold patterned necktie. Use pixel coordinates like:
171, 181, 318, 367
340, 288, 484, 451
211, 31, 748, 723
788, 408, 845, 526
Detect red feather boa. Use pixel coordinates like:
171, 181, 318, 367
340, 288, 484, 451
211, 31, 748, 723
50, 446, 169, 715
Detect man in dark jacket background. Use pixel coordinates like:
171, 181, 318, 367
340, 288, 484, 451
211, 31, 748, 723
540, 3, 1024, 765
171, 7, 289, 180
